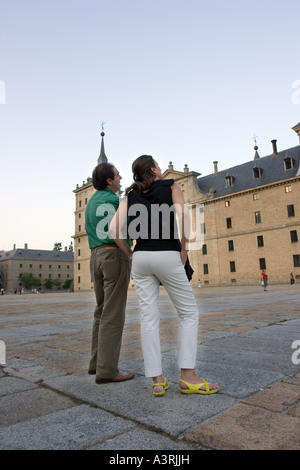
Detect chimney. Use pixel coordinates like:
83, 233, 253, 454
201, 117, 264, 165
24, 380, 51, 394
271, 139, 278, 155
24, 243, 28, 249
292, 122, 300, 143
213, 161, 218, 174
13, 244, 16, 250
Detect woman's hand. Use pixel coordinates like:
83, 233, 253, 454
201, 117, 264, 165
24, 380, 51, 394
180, 249, 188, 265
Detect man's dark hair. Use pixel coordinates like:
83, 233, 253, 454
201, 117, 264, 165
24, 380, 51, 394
92, 163, 115, 190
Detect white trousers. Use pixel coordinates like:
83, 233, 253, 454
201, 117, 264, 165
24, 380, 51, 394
132, 251, 199, 377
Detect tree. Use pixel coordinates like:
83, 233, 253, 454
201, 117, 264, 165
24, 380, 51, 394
63, 279, 73, 290
19, 273, 41, 290
43, 278, 61, 290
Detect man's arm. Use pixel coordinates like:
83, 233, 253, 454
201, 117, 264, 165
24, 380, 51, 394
110, 197, 132, 259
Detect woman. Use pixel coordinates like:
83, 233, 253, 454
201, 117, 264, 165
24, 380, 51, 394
110, 155, 219, 397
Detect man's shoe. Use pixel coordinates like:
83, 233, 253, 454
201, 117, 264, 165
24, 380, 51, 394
95, 370, 135, 384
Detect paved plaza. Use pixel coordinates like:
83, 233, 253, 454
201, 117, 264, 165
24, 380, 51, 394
0, 284, 300, 451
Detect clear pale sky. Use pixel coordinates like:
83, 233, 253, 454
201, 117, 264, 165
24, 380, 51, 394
1, 0, 299, 251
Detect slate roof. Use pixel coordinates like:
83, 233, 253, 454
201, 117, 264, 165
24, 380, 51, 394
197, 145, 300, 199
0, 249, 74, 262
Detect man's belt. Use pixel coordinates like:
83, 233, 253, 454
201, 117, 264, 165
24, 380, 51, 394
91, 243, 117, 251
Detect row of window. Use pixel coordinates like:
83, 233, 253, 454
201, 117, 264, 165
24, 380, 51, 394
17, 273, 71, 279
202, 230, 298, 255
18, 264, 71, 269
225, 204, 296, 229
225, 159, 295, 188
202, 254, 300, 275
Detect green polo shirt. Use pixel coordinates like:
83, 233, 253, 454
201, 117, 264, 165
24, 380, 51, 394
85, 188, 130, 249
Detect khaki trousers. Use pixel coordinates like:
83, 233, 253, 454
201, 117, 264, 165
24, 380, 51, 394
89, 247, 131, 378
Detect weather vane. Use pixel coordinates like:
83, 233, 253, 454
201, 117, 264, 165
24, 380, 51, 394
101, 121, 105, 133
252, 134, 259, 146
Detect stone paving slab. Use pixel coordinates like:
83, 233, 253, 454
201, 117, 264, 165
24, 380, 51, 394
0, 387, 77, 427
183, 403, 300, 450
89, 428, 199, 450
0, 405, 136, 450
44, 372, 236, 438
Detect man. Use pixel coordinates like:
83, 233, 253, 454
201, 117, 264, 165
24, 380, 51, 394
85, 163, 134, 384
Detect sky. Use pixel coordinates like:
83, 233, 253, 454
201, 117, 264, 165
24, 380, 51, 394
0, 0, 299, 251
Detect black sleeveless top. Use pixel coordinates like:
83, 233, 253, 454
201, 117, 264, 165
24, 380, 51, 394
127, 179, 182, 252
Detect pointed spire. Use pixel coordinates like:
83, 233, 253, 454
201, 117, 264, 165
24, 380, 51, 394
97, 122, 108, 165
254, 145, 260, 160
252, 134, 260, 160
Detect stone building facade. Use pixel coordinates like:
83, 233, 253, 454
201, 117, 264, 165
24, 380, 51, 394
0, 244, 74, 293
73, 122, 300, 290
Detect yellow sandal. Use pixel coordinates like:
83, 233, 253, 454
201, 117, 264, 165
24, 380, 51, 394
179, 378, 219, 395
152, 378, 170, 397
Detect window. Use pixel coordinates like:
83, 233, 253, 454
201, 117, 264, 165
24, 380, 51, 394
225, 176, 234, 187
85, 198, 88, 205
230, 261, 236, 272
284, 157, 294, 170
78, 225, 81, 232
203, 264, 209, 275
253, 193, 259, 200
291, 230, 298, 243
202, 244, 207, 255
225, 201, 230, 207
39, 264, 42, 269
293, 255, 300, 267
78, 263, 81, 270
257, 235, 264, 247
259, 258, 266, 270
49, 265, 52, 269
226, 217, 232, 229
255, 211, 262, 223
285, 186, 292, 193
228, 240, 234, 251
201, 223, 206, 234
253, 167, 261, 179
79, 200, 82, 208
29, 264, 32, 268
78, 276, 81, 284
287, 205, 295, 217
78, 249, 81, 256
19, 264, 22, 268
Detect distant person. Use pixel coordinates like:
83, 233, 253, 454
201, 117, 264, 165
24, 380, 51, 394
85, 163, 134, 385
198, 279, 202, 289
261, 270, 268, 291
110, 155, 219, 397
290, 270, 295, 286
